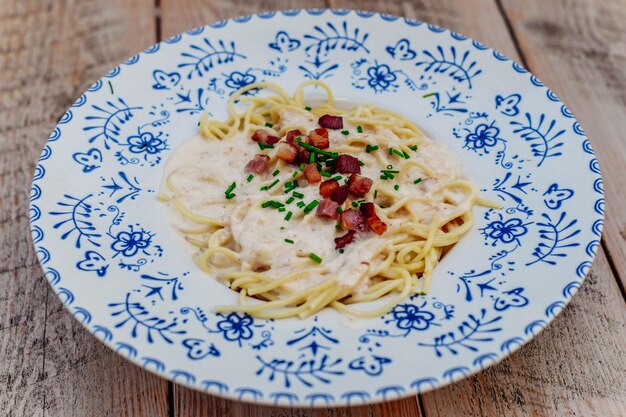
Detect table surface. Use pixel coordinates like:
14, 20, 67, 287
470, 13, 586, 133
1, 0, 625, 416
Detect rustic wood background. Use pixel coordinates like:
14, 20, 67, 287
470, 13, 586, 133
1, 0, 625, 416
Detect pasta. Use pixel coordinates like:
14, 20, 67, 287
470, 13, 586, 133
159, 80, 494, 319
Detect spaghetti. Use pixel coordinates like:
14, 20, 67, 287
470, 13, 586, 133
159, 80, 493, 319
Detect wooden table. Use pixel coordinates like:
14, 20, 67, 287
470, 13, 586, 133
1, 0, 625, 416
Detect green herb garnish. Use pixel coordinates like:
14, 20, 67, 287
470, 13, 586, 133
365, 145, 379, 153
394, 184, 400, 191
308, 253, 323, 264
284, 238, 294, 244
305, 106, 312, 111
225, 182, 236, 199
297, 140, 338, 159
265, 122, 273, 128
341, 130, 349, 135
357, 126, 363, 133
257, 142, 274, 150
272, 169, 280, 177
303, 200, 319, 214
410, 145, 418, 151
413, 178, 423, 185
284, 211, 293, 221
246, 174, 254, 182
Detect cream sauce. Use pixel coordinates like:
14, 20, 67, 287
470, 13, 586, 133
160, 109, 473, 293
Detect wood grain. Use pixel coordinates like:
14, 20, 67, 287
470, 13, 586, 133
500, 0, 626, 288
0, 1, 169, 416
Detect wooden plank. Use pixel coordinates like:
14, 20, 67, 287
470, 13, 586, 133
160, 0, 326, 39
0, 1, 170, 416
500, 0, 626, 287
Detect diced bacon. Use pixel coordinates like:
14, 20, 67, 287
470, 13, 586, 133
360, 202, 387, 235
251, 129, 280, 144
304, 164, 321, 183
285, 129, 304, 144
276, 142, 298, 162
360, 202, 377, 218
330, 184, 349, 204
367, 216, 388, 235
335, 154, 361, 174
334, 230, 356, 249
308, 128, 329, 149
347, 174, 373, 197
319, 179, 340, 198
295, 148, 311, 164
316, 198, 339, 219
318, 114, 343, 129
244, 154, 270, 174
340, 209, 365, 231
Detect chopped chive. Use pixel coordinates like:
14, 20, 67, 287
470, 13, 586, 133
387, 164, 393, 169
351, 201, 359, 208
305, 106, 312, 111
197, 121, 200, 126
297, 201, 306, 208
357, 126, 363, 133
246, 174, 254, 182
284, 211, 293, 221
337, 206, 343, 213
389, 147, 394, 155
320, 171, 331, 177
308, 253, 323, 264
284, 238, 294, 244
278, 207, 286, 212
410, 145, 418, 151
225, 182, 236, 199
292, 191, 304, 198
394, 184, 400, 191
297, 140, 338, 158
332, 175, 342, 181
374, 190, 378, 198
300, 163, 305, 171
261, 179, 280, 191
422, 92, 436, 98
261, 200, 284, 209
257, 142, 274, 150
358, 160, 365, 167
272, 169, 280, 177
339, 248, 345, 253
280, 226, 286, 230
292, 171, 298, 178
309, 152, 316, 163
392, 148, 407, 158
303, 200, 319, 214
341, 130, 349, 135
402, 150, 410, 159
285, 180, 299, 193
265, 122, 273, 128
335, 224, 341, 230
365, 145, 379, 153
413, 178, 423, 184
286, 196, 295, 204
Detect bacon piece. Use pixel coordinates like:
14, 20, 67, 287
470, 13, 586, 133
304, 164, 321, 183
244, 154, 270, 174
331, 184, 349, 204
360, 202, 387, 235
318, 114, 343, 129
319, 179, 340, 198
295, 148, 311, 164
347, 174, 373, 197
367, 216, 388, 235
285, 129, 303, 144
251, 129, 280, 145
340, 209, 365, 231
276, 142, 298, 162
359, 202, 377, 218
308, 128, 330, 149
316, 198, 339, 219
335, 154, 361, 174
334, 230, 356, 249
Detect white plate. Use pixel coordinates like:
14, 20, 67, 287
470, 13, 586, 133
30, 9, 604, 407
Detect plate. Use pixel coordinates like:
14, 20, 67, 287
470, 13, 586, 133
30, 9, 604, 407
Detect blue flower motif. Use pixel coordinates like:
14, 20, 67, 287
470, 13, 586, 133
216, 313, 254, 346
366, 64, 397, 92
386, 303, 436, 336
224, 70, 257, 91
111, 229, 152, 257
481, 218, 528, 245
127, 132, 166, 154
464, 123, 500, 151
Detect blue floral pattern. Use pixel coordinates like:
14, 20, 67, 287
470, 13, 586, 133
29, 10, 604, 407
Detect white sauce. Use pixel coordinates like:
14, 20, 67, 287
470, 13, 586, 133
160, 109, 473, 293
